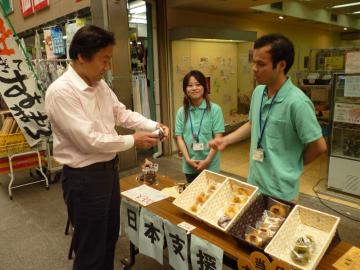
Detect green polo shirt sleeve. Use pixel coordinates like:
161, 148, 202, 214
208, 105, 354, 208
175, 107, 185, 136
249, 85, 264, 122
210, 103, 225, 133
292, 99, 322, 144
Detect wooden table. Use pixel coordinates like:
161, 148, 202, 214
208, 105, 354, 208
120, 174, 353, 270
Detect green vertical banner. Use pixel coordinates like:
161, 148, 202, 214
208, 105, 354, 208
1, 0, 13, 15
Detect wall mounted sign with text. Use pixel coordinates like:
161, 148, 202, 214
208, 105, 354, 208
20, 0, 33, 17
32, 0, 49, 12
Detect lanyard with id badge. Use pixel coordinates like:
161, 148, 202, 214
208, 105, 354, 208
254, 88, 279, 162
189, 109, 206, 151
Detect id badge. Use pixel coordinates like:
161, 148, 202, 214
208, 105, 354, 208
253, 148, 264, 162
192, 142, 204, 151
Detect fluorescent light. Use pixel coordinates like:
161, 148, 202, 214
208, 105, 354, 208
278, 15, 284, 20
129, 5, 146, 14
332, 2, 360, 9
353, 11, 360, 14
129, 18, 147, 24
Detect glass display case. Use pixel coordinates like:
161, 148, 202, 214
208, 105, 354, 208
328, 73, 360, 196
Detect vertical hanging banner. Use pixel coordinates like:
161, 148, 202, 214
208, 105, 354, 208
0, 13, 51, 145
32, 0, 49, 12
51, 26, 65, 56
20, 0, 33, 17
190, 235, 223, 270
164, 220, 189, 270
121, 198, 140, 247
139, 208, 164, 265
65, 18, 86, 59
43, 28, 55, 60
2, 0, 13, 15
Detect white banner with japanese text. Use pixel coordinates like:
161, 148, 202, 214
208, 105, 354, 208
121, 198, 140, 247
164, 220, 189, 270
190, 235, 223, 270
0, 14, 51, 146
139, 208, 164, 265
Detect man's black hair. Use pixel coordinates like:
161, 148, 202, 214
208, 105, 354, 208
69, 25, 115, 61
254, 34, 294, 74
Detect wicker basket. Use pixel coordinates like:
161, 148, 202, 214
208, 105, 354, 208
197, 177, 258, 232
264, 205, 340, 270
172, 170, 227, 219
229, 194, 295, 252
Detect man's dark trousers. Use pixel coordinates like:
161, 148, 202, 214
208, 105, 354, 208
62, 156, 120, 270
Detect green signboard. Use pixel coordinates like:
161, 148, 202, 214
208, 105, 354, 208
1, 0, 13, 15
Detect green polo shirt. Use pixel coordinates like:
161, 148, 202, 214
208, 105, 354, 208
248, 78, 322, 201
175, 100, 225, 174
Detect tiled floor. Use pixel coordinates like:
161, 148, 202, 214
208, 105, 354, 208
221, 139, 360, 209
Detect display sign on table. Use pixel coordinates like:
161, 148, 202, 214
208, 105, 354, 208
344, 75, 360, 97
121, 184, 169, 206
121, 198, 140, 247
190, 235, 223, 270
139, 208, 165, 265
164, 220, 189, 270
334, 103, 360, 125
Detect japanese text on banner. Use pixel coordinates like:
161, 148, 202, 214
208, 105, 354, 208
0, 14, 51, 146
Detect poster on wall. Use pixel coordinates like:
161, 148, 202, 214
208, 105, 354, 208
32, 0, 49, 12
20, 0, 33, 17
334, 103, 360, 125
344, 75, 360, 97
324, 56, 344, 70
345, 51, 360, 74
0, 13, 51, 145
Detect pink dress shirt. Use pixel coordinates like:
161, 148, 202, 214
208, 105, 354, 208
45, 65, 157, 168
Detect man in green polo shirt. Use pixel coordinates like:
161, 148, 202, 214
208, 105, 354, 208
209, 34, 327, 201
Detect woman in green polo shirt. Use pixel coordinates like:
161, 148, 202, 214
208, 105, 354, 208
175, 70, 225, 182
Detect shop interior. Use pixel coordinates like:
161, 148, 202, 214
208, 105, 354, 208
166, 0, 360, 207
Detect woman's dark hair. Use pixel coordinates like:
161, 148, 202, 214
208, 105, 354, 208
69, 25, 115, 61
254, 34, 294, 74
182, 70, 211, 123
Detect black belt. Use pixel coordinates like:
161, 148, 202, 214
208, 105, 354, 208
64, 156, 119, 171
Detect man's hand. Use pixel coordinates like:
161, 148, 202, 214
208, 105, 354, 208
133, 132, 159, 149
208, 137, 227, 151
156, 123, 170, 141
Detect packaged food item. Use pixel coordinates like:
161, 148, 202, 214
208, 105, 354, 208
290, 235, 316, 265
261, 210, 285, 229
245, 226, 266, 248
268, 197, 291, 218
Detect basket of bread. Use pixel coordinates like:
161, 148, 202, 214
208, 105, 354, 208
197, 177, 258, 232
172, 170, 227, 219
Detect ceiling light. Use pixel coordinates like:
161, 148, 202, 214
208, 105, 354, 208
353, 11, 360, 14
129, 18, 147, 24
331, 2, 360, 9
343, 27, 348, 31
278, 15, 284, 20
129, 5, 146, 14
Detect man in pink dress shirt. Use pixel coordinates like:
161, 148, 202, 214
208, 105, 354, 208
45, 25, 169, 270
